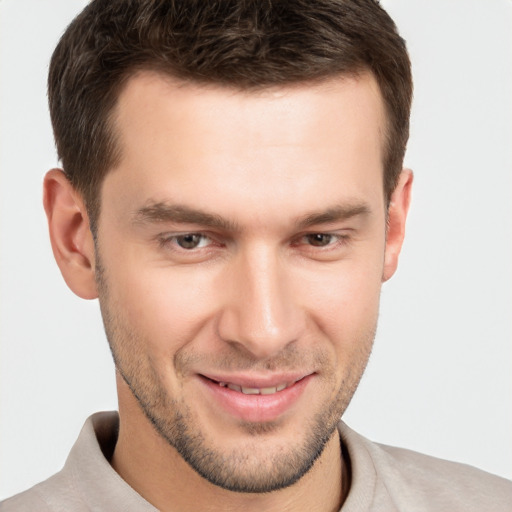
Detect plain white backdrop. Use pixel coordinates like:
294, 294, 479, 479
1, 0, 511, 499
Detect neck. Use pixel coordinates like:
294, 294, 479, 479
111, 379, 348, 512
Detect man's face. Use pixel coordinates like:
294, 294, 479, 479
95, 72, 396, 492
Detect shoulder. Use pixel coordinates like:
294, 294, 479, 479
0, 471, 88, 512
0, 412, 119, 512
339, 422, 512, 512
377, 443, 512, 510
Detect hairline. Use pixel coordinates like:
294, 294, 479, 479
87, 65, 392, 234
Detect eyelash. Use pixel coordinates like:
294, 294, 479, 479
294, 233, 349, 249
157, 231, 351, 253
157, 233, 218, 251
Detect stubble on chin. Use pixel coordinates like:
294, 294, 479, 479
95, 253, 375, 493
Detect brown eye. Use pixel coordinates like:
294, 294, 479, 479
305, 233, 334, 247
176, 234, 204, 249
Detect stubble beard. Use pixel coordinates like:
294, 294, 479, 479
95, 258, 375, 493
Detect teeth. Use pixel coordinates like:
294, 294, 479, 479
241, 387, 260, 395
219, 381, 290, 395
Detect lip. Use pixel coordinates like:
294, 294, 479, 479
198, 373, 313, 423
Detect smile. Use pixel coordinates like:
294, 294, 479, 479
199, 374, 312, 423
217, 381, 292, 395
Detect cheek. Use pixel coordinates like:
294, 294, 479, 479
302, 252, 383, 315
300, 257, 383, 356
105, 261, 220, 352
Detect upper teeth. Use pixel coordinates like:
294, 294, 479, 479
219, 382, 289, 395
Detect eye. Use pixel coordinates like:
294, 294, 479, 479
303, 233, 337, 247
160, 233, 212, 250
176, 233, 207, 249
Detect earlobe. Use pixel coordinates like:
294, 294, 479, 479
382, 169, 413, 282
43, 169, 98, 299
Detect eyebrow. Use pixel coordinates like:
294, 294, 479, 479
132, 201, 371, 232
294, 203, 371, 229
133, 202, 240, 232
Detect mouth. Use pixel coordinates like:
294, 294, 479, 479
198, 373, 313, 423
203, 376, 301, 396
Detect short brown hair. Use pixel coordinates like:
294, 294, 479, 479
48, 0, 412, 230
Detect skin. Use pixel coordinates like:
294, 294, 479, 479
44, 71, 412, 512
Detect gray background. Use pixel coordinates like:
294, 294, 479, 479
1, 0, 511, 498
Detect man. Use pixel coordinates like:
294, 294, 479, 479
1, 0, 511, 511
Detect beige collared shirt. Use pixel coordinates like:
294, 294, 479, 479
2, 411, 511, 511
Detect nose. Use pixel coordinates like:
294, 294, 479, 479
217, 244, 305, 359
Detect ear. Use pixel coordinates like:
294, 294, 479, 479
43, 169, 98, 299
382, 169, 413, 282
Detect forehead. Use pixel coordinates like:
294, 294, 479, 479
103, 71, 387, 225
113, 70, 386, 153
